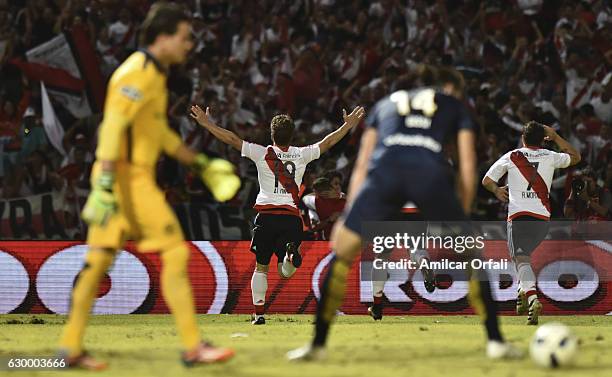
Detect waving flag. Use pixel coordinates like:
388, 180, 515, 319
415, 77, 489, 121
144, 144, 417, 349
40, 82, 67, 156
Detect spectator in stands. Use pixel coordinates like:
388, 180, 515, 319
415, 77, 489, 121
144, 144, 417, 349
564, 167, 612, 220
302, 177, 346, 240
0, 0, 610, 240
19, 106, 49, 161
591, 79, 612, 124
22, 150, 64, 195
0, 98, 25, 169
324, 170, 345, 198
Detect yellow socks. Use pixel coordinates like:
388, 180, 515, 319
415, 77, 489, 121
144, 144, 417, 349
160, 244, 201, 350
59, 249, 115, 356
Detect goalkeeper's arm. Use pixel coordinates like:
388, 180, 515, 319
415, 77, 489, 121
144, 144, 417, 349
165, 132, 241, 202
83, 68, 154, 226
81, 112, 131, 226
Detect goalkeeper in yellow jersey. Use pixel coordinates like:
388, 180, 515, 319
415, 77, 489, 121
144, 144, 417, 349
58, 3, 240, 370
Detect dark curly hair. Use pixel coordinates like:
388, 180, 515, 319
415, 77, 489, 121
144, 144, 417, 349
270, 114, 294, 146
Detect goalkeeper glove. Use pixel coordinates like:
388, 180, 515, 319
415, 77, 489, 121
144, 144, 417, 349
193, 154, 241, 202
81, 171, 118, 226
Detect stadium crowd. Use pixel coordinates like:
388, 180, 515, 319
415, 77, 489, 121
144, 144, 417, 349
0, 0, 611, 240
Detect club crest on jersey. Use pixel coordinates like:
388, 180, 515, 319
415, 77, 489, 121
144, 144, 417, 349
120, 86, 143, 101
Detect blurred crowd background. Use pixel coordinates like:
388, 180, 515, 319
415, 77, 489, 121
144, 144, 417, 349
0, 0, 610, 240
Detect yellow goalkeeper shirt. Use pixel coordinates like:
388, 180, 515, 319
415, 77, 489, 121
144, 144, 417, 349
95, 49, 182, 172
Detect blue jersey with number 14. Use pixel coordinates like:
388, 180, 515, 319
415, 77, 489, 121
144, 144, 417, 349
365, 87, 475, 170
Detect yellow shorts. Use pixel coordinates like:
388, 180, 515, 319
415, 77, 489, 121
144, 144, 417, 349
86, 163, 184, 252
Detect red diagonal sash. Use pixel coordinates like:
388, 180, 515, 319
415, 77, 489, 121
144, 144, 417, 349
510, 151, 551, 213
570, 78, 593, 108
264, 147, 300, 208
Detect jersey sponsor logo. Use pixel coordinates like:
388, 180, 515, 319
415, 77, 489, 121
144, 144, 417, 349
382, 133, 442, 152
521, 151, 549, 158
275, 152, 300, 159
120, 86, 143, 101
404, 115, 432, 129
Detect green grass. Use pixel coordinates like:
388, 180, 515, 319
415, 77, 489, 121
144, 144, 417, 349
0, 314, 610, 377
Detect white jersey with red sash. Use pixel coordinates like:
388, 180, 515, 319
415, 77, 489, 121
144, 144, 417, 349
485, 147, 571, 220
241, 141, 320, 215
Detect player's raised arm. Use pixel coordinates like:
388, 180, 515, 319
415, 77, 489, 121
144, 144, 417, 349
190, 105, 243, 151
317, 106, 365, 154
457, 129, 478, 214
542, 125, 581, 166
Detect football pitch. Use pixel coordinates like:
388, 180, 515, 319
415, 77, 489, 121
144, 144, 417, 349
0, 314, 610, 377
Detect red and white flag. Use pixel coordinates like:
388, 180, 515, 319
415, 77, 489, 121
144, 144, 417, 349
40, 82, 67, 156
12, 26, 105, 118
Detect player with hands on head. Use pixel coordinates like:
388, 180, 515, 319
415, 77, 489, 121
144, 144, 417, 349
482, 121, 580, 325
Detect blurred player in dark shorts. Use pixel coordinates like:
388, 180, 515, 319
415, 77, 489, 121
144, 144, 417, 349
288, 66, 523, 362
367, 207, 435, 321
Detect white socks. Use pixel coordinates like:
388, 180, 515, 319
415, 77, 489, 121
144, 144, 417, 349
517, 262, 537, 302
251, 270, 268, 306
371, 263, 387, 298
280, 254, 297, 278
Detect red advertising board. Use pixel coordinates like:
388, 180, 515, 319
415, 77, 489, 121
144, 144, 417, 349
0, 241, 610, 315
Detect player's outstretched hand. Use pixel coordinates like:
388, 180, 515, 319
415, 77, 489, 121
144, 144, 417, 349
343, 106, 366, 128
190, 105, 212, 127
495, 185, 509, 203
193, 154, 241, 202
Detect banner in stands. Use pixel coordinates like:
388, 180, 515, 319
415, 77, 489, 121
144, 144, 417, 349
0, 192, 67, 239
171, 203, 252, 241
1, 241, 610, 315
0, 191, 251, 240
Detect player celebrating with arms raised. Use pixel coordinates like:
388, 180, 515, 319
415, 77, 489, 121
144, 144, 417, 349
288, 66, 522, 361
482, 122, 580, 325
58, 3, 240, 369
190, 105, 365, 325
